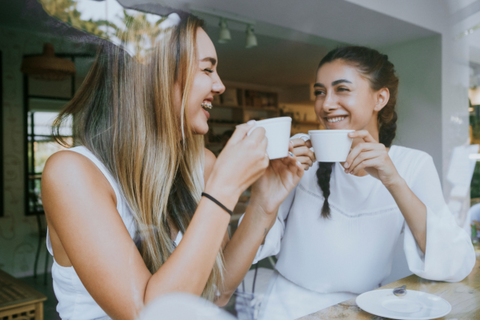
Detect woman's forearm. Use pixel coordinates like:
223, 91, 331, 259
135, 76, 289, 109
216, 204, 275, 306
143, 197, 232, 304
385, 177, 427, 253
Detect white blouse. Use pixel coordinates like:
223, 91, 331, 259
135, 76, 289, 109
250, 145, 475, 320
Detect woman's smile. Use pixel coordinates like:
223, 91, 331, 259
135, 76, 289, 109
201, 99, 213, 120
324, 114, 349, 128
315, 60, 380, 133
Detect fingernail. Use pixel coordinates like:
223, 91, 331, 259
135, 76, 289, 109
247, 120, 256, 125
344, 162, 349, 168
297, 161, 301, 166
289, 152, 294, 157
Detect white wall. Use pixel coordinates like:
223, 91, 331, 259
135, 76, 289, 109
380, 35, 443, 175
347, 0, 471, 208
344, 0, 450, 33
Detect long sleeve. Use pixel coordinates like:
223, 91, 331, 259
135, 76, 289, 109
403, 153, 476, 282
239, 187, 297, 264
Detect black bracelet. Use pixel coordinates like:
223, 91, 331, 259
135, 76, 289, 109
201, 192, 233, 216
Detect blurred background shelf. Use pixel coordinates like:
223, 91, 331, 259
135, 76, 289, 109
207, 122, 239, 127
206, 86, 280, 155
296, 120, 320, 125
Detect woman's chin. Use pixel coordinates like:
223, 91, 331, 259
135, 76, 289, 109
192, 124, 209, 136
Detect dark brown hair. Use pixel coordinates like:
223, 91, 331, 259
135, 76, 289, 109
316, 46, 399, 218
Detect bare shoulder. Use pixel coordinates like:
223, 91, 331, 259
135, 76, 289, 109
204, 148, 217, 182
44, 150, 94, 178
42, 150, 116, 217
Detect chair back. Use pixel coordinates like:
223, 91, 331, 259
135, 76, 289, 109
28, 192, 47, 235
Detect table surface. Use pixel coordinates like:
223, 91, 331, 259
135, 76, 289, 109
299, 255, 480, 320
0, 269, 47, 311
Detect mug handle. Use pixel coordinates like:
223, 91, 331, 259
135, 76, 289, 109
290, 133, 314, 152
292, 133, 310, 142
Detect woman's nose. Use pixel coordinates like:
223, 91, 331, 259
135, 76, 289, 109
323, 93, 338, 111
212, 75, 225, 95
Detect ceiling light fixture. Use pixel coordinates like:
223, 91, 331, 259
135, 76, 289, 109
457, 22, 480, 39
189, 4, 258, 48
245, 25, 257, 49
218, 18, 231, 43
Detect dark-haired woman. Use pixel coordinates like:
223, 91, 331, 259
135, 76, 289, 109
249, 46, 476, 320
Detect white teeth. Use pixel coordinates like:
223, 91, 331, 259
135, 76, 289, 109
201, 102, 212, 110
327, 117, 345, 123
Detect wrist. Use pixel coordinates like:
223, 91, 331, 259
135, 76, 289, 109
249, 186, 280, 216
384, 175, 406, 192
244, 203, 277, 230
204, 179, 241, 212
247, 199, 279, 220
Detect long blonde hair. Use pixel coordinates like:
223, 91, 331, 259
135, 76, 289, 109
53, 14, 224, 300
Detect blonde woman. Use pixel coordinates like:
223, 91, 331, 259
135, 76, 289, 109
42, 14, 303, 320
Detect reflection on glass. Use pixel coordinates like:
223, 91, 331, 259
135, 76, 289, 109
38, 0, 175, 60
36, 2, 269, 318
27, 110, 72, 207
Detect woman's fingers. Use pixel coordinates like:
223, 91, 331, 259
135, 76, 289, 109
290, 138, 308, 148
228, 121, 257, 145
293, 145, 314, 158
345, 150, 379, 174
291, 139, 315, 165
348, 130, 377, 143
274, 152, 304, 179
259, 135, 270, 168
210, 121, 270, 199
297, 156, 313, 170
287, 144, 307, 172
344, 143, 377, 169
349, 158, 378, 175
280, 144, 295, 166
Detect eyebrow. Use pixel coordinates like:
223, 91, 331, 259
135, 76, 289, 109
201, 57, 217, 66
313, 79, 352, 88
332, 79, 352, 86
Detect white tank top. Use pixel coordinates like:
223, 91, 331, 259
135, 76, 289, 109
46, 146, 183, 319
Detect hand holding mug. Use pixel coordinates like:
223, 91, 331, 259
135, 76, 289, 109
290, 138, 315, 170
206, 121, 269, 203
250, 143, 304, 217
344, 130, 402, 188
248, 117, 292, 160
294, 130, 354, 163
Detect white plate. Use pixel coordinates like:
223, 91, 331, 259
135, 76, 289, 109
356, 289, 451, 320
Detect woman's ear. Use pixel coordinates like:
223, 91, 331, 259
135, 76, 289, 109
374, 88, 390, 112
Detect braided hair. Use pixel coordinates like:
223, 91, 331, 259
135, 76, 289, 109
316, 46, 399, 218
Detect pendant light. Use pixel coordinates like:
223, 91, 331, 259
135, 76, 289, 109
21, 43, 76, 81
218, 18, 231, 43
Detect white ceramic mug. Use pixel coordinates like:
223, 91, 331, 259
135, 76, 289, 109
296, 130, 354, 162
247, 117, 292, 159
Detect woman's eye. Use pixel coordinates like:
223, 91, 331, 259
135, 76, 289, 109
314, 90, 325, 96
337, 87, 349, 92
204, 68, 213, 74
